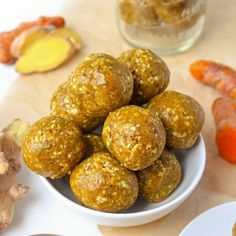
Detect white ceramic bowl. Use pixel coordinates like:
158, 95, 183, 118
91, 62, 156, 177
40, 135, 206, 227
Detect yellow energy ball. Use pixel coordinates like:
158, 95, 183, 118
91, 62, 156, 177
102, 105, 166, 170
118, 49, 170, 105
22, 116, 84, 178
70, 152, 138, 212
67, 53, 134, 117
148, 91, 205, 149
50, 82, 104, 133
137, 148, 181, 202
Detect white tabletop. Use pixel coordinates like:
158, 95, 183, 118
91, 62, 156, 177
0, 1, 101, 235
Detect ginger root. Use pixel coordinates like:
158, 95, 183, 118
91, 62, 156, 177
0, 119, 30, 231
16, 36, 76, 74
10, 25, 55, 58
50, 27, 83, 50
0, 16, 65, 64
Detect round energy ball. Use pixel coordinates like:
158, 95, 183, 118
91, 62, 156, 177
70, 152, 139, 212
119, 0, 137, 24
84, 134, 106, 158
148, 91, 205, 149
102, 105, 166, 170
119, 0, 159, 26
50, 83, 104, 133
118, 49, 170, 105
137, 148, 181, 202
67, 53, 134, 117
22, 116, 84, 178
154, 0, 199, 29
155, 2, 186, 24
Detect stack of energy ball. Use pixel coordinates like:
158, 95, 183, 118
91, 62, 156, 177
119, 0, 201, 29
22, 49, 205, 213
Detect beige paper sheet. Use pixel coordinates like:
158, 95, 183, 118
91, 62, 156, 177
0, 0, 236, 235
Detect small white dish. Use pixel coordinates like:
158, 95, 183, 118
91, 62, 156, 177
40, 135, 206, 227
180, 201, 236, 236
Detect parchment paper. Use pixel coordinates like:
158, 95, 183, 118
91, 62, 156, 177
0, 0, 235, 235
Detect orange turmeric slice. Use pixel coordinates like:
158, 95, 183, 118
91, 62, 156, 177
15, 36, 75, 74
212, 96, 236, 164
190, 60, 236, 99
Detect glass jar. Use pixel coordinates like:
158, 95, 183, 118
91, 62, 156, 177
116, 0, 206, 55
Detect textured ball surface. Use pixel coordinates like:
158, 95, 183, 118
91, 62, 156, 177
22, 116, 84, 178
70, 152, 138, 212
102, 105, 166, 170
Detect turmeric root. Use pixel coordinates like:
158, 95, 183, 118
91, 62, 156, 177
190, 60, 236, 99
0, 16, 65, 64
0, 119, 30, 231
212, 96, 236, 164
50, 27, 83, 49
16, 36, 75, 74
10, 25, 55, 58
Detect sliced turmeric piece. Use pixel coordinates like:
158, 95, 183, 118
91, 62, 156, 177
190, 60, 236, 99
10, 26, 55, 58
50, 27, 82, 49
212, 96, 236, 164
15, 36, 75, 74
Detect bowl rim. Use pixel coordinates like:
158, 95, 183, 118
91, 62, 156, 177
179, 201, 236, 236
40, 134, 206, 218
